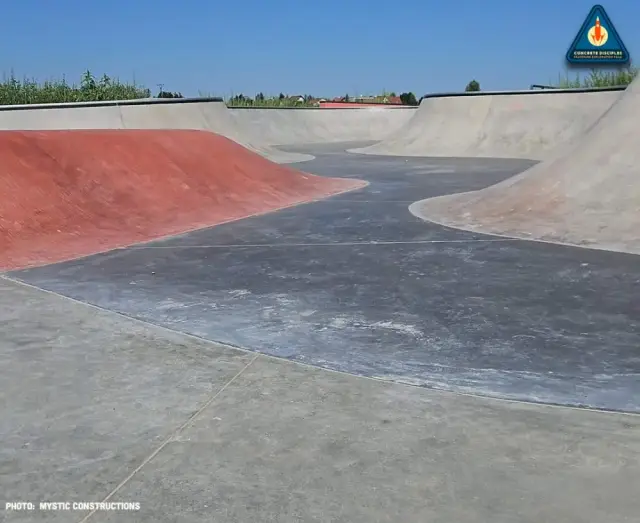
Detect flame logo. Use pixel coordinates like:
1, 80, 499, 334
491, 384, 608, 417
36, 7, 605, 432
588, 17, 609, 46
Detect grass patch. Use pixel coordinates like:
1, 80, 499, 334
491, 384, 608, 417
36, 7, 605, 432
0, 71, 317, 107
0, 70, 151, 105
554, 67, 638, 88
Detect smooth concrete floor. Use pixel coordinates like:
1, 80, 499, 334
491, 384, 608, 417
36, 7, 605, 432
2, 143, 639, 522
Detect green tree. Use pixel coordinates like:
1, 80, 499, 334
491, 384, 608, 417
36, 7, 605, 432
465, 80, 480, 91
399, 92, 418, 105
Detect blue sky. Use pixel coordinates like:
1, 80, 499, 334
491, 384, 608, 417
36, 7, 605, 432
1, 0, 638, 98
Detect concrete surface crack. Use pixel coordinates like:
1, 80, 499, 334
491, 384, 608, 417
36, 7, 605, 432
76, 353, 260, 523
131, 238, 518, 250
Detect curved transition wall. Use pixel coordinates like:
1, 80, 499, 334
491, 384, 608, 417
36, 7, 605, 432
0, 99, 415, 164
411, 77, 640, 254
227, 106, 415, 146
0, 130, 365, 270
351, 87, 623, 160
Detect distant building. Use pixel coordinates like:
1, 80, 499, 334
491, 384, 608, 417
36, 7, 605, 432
287, 95, 305, 103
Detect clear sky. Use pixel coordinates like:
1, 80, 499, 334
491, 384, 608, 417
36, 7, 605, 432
1, 0, 639, 98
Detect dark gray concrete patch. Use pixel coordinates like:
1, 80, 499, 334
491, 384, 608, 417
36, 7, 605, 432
8, 151, 640, 413
89, 358, 640, 523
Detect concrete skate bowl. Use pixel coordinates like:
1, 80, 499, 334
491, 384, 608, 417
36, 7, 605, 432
350, 86, 624, 160
0, 97, 416, 163
408, 76, 640, 255
2, 108, 640, 523
2, 85, 639, 415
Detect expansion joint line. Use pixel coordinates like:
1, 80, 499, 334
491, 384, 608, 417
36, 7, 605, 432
76, 354, 260, 523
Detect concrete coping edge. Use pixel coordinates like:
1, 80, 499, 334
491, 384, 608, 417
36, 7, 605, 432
0, 97, 224, 112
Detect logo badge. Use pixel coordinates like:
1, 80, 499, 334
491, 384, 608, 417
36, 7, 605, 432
566, 5, 629, 65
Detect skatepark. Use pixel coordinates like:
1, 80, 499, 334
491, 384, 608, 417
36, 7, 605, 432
1, 80, 639, 521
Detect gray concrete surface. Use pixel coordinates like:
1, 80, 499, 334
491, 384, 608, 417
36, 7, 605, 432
350, 88, 622, 160
409, 76, 640, 255
10, 147, 639, 413
2, 276, 640, 523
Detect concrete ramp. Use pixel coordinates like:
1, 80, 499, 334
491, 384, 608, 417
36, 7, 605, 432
410, 77, 640, 254
0, 99, 311, 164
352, 88, 623, 160
0, 129, 364, 270
228, 106, 416, 146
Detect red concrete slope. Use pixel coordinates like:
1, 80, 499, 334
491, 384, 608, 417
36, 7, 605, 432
0, 130, 365, 270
